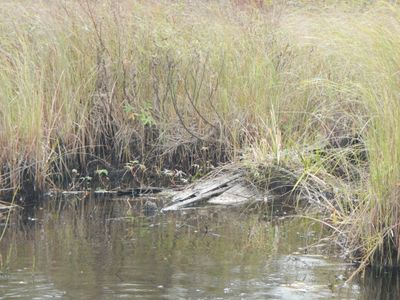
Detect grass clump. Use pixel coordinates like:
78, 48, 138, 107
254, 3, 400, 271
1, 0, 400, 271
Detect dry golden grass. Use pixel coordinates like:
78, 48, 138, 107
1, 0, 400, 270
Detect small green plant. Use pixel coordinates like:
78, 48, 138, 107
138, 102, 155, 126
95, 169, 109, 177
79, 176, 92, 190
123, 102, 155, 126
123, 103, 136, 121
95, 169, 109, 189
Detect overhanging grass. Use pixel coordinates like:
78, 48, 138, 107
1, 0, 400, 271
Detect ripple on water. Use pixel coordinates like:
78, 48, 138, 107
0, 200, 366, 299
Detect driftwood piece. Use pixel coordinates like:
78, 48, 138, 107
162, 172, 256, 211
0, 202, 19, 212
162, 185, 231, 211
208, 183, 259, 205
59, 187, 165, 197
116, 187, 164, 197
171, 173, 241, 202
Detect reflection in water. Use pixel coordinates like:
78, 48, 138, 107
360, 268, 400, 300
0, 196, 386, 299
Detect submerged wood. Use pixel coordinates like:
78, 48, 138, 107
59, 187, 165, 197
162, 171, 260, 211
0, 203, 18, 211
208, 183, 260, 205
116, 187, 164, 197
0, 202, 19, 217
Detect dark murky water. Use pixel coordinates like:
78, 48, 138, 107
0, 196, 397, 299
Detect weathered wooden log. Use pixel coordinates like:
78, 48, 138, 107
208, 183, 259, 205
162, 185, 231, 211
116, 187, 164, 197
162, 172, 255, 211
59, 187, 165, 197
170, 173, 241, 202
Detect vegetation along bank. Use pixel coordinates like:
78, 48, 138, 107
1, 0, 400, 275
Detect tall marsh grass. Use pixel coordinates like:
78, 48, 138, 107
1, 0, 400, 269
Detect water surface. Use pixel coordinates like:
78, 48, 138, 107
0, 196, 395, 299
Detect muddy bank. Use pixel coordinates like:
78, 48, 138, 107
0, 133, 230, 204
